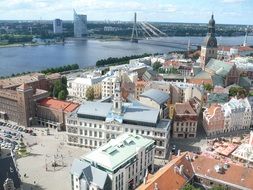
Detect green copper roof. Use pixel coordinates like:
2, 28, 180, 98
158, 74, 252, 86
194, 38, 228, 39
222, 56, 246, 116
82, 133, 154, 172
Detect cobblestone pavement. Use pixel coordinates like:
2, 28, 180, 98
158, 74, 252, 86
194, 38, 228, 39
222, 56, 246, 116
17, 127, 90, 190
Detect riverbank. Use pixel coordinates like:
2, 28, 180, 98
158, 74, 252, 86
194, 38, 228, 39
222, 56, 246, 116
0, 42, 65, 48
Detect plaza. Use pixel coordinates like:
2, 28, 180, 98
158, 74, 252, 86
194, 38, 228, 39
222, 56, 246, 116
16, 128, 89, 190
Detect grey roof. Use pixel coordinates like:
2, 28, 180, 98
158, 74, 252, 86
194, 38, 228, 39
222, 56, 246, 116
207, 93, 229, 104
0, 155, 21, 190
206, 59, 233, 77
82, 165, 110, 189
71, 159, 110, 189
140, 89, 170, 105
70, 159, 89, 178
194, 70, 211, 79
239, 77, 251, 88
76, 101, 160, 126
212, 74, 225, 87
77, 102, 112, 118
123, 103, 160, 124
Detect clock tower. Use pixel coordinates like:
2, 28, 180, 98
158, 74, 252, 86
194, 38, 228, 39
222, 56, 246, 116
200, 14, 218, 69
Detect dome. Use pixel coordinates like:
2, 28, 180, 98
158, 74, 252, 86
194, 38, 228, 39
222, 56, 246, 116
209, 14, 215, 26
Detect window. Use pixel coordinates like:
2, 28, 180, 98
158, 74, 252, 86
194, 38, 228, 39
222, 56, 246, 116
89, 131, 92, 136
94, 131, 97, 137
99, 132, 102, 138
84, 130, 87, 136
80, 129, 83, 135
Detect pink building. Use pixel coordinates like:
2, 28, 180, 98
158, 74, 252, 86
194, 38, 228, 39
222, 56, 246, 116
203, 104, 224, 136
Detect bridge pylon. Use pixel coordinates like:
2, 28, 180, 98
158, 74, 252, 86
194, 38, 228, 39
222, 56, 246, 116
131, 12, 138, 43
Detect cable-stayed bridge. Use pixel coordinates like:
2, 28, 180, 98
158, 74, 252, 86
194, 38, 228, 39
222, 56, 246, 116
130, 12, 199, 50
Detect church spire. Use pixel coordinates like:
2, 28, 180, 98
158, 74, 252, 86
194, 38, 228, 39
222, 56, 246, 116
208, 13, 215, 36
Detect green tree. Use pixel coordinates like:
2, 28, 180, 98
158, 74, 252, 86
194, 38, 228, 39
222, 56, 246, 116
61, 76, 67, 86
229, 86, 247, 98
153, 62, 162, 71
58, 90, 68, 100
51, 79, 68, 100
86, 87, 94, 101
203, 83, 213, 92
182, 184, 200, 190
211, 185, 227, 190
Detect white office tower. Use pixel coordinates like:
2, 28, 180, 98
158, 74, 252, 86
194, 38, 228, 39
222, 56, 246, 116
53, 19, 63, 34
74, 10, 88, 38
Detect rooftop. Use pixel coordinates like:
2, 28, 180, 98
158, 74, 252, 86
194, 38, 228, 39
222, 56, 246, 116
192, 153, 253, 190
137, 152, 194, 190
76, 101, 162, 126
174, 102, 196, 115
70, 159, 110, 189
82, 133, 154, 172
140, 89, 170, 105
38, 97, 79, 112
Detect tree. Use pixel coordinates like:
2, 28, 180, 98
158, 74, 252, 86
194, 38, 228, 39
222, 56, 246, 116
58, 90, 68, 100
203, 83, 213, 92
86, 87, 94, 101
211, 185, 227, 190
229, 86, 247, 98
51, 79, 68, 100
61, 76, 67, 86
182, 184, 200, 190
153, 62, 162, 71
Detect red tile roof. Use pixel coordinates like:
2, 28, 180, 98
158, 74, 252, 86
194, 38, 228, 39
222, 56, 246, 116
38, 97, 79, 112
138, 152, 253, 190
191, 153, 253, 190
137, 153, 194, 190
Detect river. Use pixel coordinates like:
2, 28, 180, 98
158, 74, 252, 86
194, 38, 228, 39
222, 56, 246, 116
0, 36, 252, 77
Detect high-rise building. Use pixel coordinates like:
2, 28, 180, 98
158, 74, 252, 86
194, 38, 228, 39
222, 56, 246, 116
53, 19, 63, 34
73, 10, 88, 38
200, 14, 218, 69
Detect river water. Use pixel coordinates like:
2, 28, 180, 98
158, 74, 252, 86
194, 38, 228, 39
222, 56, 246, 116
0, 36, 252, 77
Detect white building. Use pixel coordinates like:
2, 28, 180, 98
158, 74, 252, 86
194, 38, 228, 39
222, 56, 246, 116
67, 75, 105, 99
70, 133, 155, 190
74, 10, 87, 38
101, 75, 117, 99
53, 19, 63, 34
223, 98, 251, 132
66, 76, 171, 159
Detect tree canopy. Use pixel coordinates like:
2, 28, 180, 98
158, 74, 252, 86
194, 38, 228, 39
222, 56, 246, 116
86, 86, 95, 101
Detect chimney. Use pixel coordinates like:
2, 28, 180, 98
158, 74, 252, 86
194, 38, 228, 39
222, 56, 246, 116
143, 169, 148, 185
177, 149, 181, 156
154, 183, 159, 190
179, 165, 184, 175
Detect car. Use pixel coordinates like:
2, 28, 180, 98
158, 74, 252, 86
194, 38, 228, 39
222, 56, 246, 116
28, 130, 33, 134
31, 133, 37, 136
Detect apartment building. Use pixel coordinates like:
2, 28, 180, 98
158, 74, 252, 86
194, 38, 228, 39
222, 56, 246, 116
70, 133, 155, 190
67, 75, 105, 99
203, 98, 251, 136
172, 99, 200, 138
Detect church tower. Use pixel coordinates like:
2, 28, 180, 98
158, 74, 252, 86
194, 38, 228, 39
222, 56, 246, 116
200, 14, 218, 69
113, 72, 122, 114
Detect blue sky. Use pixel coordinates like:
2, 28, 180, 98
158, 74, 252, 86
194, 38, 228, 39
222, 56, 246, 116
0, 0, 252, 24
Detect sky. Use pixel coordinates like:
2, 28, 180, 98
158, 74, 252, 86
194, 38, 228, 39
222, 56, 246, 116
0, 0, 252, 24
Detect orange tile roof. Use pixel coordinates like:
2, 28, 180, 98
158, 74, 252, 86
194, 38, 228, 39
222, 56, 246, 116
135, 80, 147, 87
206, 104, 220, 116
191, 153, 253, 190
174, 102, 196, 115
38, 97, 79, 112
137, 153, 194, 190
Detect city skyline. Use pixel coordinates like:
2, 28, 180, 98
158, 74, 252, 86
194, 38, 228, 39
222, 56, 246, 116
0, 0, 253, 25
